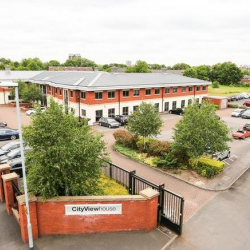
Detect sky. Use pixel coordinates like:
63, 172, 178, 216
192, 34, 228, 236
0, 0, 250, 67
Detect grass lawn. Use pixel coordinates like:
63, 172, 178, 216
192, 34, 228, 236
208, 85, 250, 96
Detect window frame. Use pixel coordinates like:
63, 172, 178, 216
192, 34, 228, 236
95, 92, 103, 100
173, 87, 178, 94
146, 89, 151, 96
181, 87, 186, 93
81, 91, 86, 99
122, 107, 129, 115
123, 90, 130, 98
108, 91, 115, 99
133, 89, 140, 97
155, 88, 160, 95
165, 88, 170, 94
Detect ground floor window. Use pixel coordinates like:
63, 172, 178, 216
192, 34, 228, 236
133, 105, 138, 111
188, 99, 192, 105
122, 107, 129, 115
81, 109, 86, 117
181, 100, 185, 108
172, 101, 177, 109
154, 103, 159, 111
164, 102, 169, 111
95, 110, 103, 122
108, 108, 115, 117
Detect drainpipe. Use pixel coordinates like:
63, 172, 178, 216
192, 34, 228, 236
78, 90, 81, 122
118, 89, 121, 115
161, 87, 164, 112
3, 88, 6, 104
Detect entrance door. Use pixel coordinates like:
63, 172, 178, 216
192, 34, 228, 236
96, 110, 103, 122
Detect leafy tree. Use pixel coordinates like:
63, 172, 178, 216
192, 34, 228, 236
23, 99, 108, 198
127, 102, 163, 149
210, 62, 243, 85
195, 65, 211, 81
183, 68, 197, 78
172, 63, 190, 70
126, 60, 150, 73
63, 57, 97, 67
10, 81, 26, 99
172, 101, 231, 159
22, 83, 42, 105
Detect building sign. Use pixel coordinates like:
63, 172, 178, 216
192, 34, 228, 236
65, 204, 122, 215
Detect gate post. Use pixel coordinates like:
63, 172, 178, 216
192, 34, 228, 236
179, 197, 185, 235
0, 164, 11, 202
158, 184, 165, 225
129, 170, 136, 195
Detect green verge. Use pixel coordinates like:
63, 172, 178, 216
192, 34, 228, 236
208, 85, 250, 96
114, 142, 140, 161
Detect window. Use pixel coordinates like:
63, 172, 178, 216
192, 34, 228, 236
70, 91, 73, 98
196, 86, 200, 91
188, 99, 192, 105
81, 109, 86, 117
155, 88, 160, 95
202, 86, 206, 91
122, 107, 129, 115
108, 108, 115, 117
181, 100, 185, 108
172, 101, 177, 109
181, 87, 186, 92
165, 88, 170, 94
146, 89, 151, 95
133, 89, 140, 96
164, 102, 169, 111
95, 92, 103, 99
154, 103, 159, 111
123, 90, 129, 97
133, 106, 138, 111
108, 91, 115, 99
81, 91, 86, 99
189, 87, 193, 92
95, 110, 103, 122
173, 87, 178, 93
55, 88, 58, 94
59, 89, 62, 95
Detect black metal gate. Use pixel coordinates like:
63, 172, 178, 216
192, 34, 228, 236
102, 161, 184, 235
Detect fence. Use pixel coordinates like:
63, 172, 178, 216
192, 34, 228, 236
102, 161, 184, 235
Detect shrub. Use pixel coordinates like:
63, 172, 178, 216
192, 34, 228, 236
113, 130, 134, 148
148, 140, 171, 156
188, 158, 198, 170
198, 157, 225, 174
136, 153, 147, 162
212, 81, 220, 88
136, 137, 157, 152
144, 156, 159, 167
154, 151, 178, 170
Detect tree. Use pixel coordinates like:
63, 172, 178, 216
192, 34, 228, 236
172, 63, 190, 70
183, 68, 197, 78
126, 60, 150, 73
22, 83, 42, 105
210, 62, 243, 85
23, 99, 108, 198
127, 102, 163, 148
172, 101, 231, 159
10, 81, 26, 99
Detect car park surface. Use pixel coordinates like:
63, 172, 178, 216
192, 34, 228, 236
0, 140, 24, 156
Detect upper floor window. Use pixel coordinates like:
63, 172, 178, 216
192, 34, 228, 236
95, 92, 103, 100
189, 87, 193, 92
81, 91, 86, 99
146, 89, 151, 96
196, 86, 200, 91
70, 91, 73, 98
59, 89, 62, 95
108, 91, 115, 99
133, 89, 140, 97
155, 88, 160, 95
123, 90, 129, 97
55, 88, 58, 94
202, 86, 206, 91
165, 88, 170, 94
181, 87, 186, 92
173, 87, 178, 93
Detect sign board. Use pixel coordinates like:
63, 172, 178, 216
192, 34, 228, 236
65, 204, 122, 215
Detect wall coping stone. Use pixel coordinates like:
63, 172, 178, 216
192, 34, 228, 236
2, 172, 18, 182
0, 164, 11, 171
139, 188, 159, 199
17, 195, 37, 205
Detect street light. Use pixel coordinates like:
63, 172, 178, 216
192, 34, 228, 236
0, 82, 34, 249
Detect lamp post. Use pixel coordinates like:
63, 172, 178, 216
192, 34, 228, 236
0, 82, 34, 249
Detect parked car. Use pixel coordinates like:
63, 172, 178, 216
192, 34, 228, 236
241, 92, 250, 99
9, 157, 23, 177
0, 121, 7, 128
231, 109, 245, 117
113, 115, 128, 125
0, 128, 19, 141
243, 101, 250, 107
243, 122, 250, 131
237, 94, 245, 100
232, 129, 250, 139
228, 95, 239, 102
26, 107, 46, 116
0, 147, 30, 164
169, 108, 184, 115
212, 150, 231, 161
241, 110, 250, 119
0, 140, 26, 156
99, 117, 120, 128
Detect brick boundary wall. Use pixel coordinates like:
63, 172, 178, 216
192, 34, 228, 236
17, 188, 159, 243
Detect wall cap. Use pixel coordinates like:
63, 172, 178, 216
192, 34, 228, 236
2, 172, 18, 182
17, 194, 37, 205
0, 164, 11, 171
139, 188, 159, 199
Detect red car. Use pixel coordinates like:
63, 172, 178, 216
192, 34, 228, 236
232, 129, 250, 139
243, 101, 250, 107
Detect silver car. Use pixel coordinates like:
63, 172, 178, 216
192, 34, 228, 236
212, 151, 230, 161
231, 109, 245, 117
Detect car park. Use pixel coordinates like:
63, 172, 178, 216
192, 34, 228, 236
9, 157, 23, 177
243, 122, 250, 131
231, 109, 245, 117
241, 110, 250, 119
243, 101, 250, 107
228, 95, 239, 102
241, 92, 250, 99
0, 128, 19, 140
26, 107, 46, 116
169, 108, 184, 115
0, 140, 25, 156
212, 150, 231, 161
113, 115, 128, 125
232, 129, 250, 139
0, 121, 7, 128
0, 147, 30, 164
99, 117, 120, 128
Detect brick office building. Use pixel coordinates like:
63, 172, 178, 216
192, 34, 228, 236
29, 71, 211, 122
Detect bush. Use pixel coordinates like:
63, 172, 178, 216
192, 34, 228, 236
144, 156, 159, 167
113, 130, 135, 148
188, 158, 198, 170
228, 103, 239, 108
136, 137, 157, 152
154, 151, 178, 170
147, 140, 171, 156
212, 81, 220, 88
